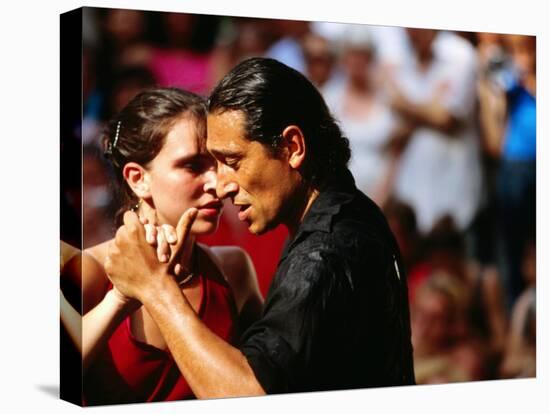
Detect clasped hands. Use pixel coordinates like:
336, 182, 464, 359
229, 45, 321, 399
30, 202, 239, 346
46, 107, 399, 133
104, 205, 198, 305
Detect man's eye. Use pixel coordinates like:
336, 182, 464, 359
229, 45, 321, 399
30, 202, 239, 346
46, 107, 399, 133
225, 158, 239, 169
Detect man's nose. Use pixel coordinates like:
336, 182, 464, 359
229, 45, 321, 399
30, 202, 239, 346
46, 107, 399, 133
203, 168, 218, 194
215, 164, 239, 199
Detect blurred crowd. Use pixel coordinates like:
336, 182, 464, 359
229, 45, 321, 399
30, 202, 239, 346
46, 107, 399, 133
75, 8, 536, 385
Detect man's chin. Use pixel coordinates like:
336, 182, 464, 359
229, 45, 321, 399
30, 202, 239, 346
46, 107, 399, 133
247, 221, 267, 236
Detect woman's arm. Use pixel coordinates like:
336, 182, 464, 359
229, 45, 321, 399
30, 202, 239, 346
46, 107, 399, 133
60, 288, 82, 351
477, 78, 507, 158
80, 246, 140, 371
104, 211, 266, 398
81, 288, 139, 371
59, 242, 140, 371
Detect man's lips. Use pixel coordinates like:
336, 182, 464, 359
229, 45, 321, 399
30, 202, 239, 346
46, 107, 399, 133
236, 204, 251, 221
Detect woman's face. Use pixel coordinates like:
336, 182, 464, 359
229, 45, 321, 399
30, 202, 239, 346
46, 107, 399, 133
343, 48, 371, 84
506, 35, 536, 76
144, 115, 222, 234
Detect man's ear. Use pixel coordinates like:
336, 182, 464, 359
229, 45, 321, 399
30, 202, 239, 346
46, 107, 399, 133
122, 162, 151, 199
281, 125, 306, 170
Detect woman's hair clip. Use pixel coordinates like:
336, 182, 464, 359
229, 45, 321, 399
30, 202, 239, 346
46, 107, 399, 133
105, 121, 122, 157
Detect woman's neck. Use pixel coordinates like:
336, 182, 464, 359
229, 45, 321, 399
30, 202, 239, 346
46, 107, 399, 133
347, 76, 371, 94
177, 235, 197, 279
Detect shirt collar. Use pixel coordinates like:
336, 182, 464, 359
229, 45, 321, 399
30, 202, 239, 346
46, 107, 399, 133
280, 169, 357, 259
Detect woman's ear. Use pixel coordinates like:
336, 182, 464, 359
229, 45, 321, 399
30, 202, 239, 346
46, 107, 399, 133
122, 162, 151, 199
281, 125, 306, 170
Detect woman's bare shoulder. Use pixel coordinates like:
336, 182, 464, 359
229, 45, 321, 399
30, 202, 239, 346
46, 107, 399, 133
84, 240, 112, 265
82, 239, 114, 313
205, 245, 251, 276
204, 244, 262, 328
204, 244, 259, 293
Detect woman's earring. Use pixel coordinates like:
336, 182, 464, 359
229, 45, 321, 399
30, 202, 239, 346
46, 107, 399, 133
130, 199, 143, 212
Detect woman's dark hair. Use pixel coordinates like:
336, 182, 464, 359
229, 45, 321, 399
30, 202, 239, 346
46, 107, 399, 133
208, 57, 350, 188
101, 87, 207, 225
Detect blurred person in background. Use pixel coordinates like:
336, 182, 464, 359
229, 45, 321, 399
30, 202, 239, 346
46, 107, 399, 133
411, 272, 486, 384
468, 264, 508, 374
84, 65, 156, 146
383, 198, 421, 273
406, 216, 470, 306
386, 28, 482, 235
407, 216, 508, 377
118, 12, 220, 95
92, 9, 150, 117
460, 32, 507, 297
477, 34, 536, 311
211, 17, 275, 87
500, 237, 536, 378
302, 29, 337, 89
107, 66, 156, 118
265, 19, 311, 73
61, 88, 262, 404
323, 25, 402, 206
83, 144, 116, 248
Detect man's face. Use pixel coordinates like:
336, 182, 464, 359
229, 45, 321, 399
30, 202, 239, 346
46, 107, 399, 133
207, 110, 297, 235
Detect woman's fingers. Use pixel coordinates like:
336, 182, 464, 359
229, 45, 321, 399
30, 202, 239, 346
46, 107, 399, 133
156, 228, 169, 263
144, 223, 157, 245
161, 224, 178, 244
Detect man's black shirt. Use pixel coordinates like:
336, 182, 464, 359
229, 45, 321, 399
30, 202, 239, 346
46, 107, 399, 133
241, 170, 415, 393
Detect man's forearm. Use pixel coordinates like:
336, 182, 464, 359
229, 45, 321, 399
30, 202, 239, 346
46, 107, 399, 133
395, 99, 459, 133
142, 275, 266, 399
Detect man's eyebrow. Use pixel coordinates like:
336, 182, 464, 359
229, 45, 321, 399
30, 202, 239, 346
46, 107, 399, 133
209, 148, 242, 158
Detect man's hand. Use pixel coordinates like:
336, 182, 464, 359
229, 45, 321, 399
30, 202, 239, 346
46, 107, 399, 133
105, 208, 198, 303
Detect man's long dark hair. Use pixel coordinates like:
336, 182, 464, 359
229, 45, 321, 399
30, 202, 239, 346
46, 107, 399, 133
208, 57, 350, 188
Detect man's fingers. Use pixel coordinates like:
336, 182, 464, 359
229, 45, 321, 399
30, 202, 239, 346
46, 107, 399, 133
139, 201, 158, 226
168, 208, 198, 271
104, 240, 119, 277
123, 211, 147, 243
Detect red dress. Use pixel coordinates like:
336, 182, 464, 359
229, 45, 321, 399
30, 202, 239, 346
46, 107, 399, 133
83, 248, 238, 405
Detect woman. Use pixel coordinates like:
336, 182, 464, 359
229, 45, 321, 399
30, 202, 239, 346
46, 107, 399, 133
61, 87, 262, 405
322, 26, 401, 206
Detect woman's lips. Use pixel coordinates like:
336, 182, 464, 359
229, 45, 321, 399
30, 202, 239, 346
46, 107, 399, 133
198, 201, 222, 217
199, 207, 221, 217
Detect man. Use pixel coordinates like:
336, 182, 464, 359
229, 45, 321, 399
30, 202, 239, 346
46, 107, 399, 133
105, 57, 415, 398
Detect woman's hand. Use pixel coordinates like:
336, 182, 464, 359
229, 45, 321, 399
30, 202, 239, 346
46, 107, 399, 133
105, 208, 197, 302
138, 201, 179, 264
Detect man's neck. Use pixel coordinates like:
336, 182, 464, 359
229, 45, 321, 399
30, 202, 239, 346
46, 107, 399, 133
286, 186, 320, 238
